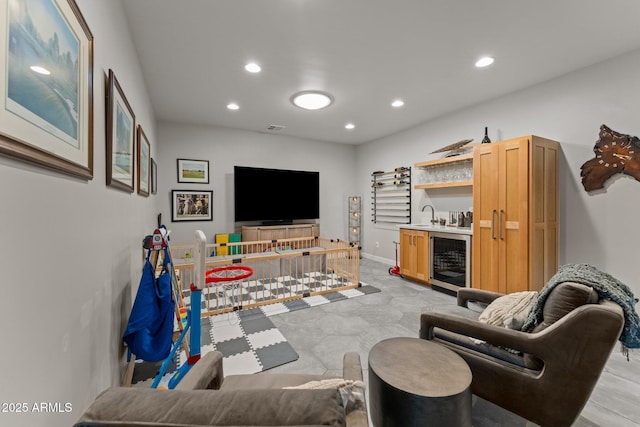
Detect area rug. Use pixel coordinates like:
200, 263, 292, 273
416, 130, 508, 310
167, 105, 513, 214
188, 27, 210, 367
131, 282, 380, 387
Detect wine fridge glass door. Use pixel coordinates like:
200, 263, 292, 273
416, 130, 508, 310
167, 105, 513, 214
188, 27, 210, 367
429, 232, 471, 292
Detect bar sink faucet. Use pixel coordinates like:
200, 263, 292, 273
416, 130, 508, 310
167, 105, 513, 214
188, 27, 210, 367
421, 204, 436, 224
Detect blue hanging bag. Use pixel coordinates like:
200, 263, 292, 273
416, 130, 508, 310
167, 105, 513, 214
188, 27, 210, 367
123, 248, 175, 362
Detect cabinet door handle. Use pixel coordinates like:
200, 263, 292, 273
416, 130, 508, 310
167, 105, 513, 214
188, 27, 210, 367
491, 209, 497, 239
499, 209, 504, 240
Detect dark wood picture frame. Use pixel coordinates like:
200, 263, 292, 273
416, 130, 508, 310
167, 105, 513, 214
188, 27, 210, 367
106, 69, 135, 192
137, 125, 150, 197
177, 158, 209, 184
171, 190, 212, 222
151, 158, 157, 195
0, 0, 94, 179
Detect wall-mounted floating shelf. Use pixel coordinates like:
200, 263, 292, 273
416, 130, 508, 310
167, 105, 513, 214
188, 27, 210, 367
414, 153, 473, 189
414, 181, 472, 189
371, 167, 411, 224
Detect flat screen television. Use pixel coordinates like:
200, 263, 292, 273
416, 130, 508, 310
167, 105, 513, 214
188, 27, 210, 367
234, 166, 320, 223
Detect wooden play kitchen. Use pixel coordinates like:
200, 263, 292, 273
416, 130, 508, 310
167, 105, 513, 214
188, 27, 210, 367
401, 135, 559, 294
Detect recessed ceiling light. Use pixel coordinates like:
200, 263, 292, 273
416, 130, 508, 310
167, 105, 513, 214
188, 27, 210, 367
345, 123, 355, 130
227, 103, 239, 110
291, 91, 333, 110
245, 62, 261, 73
475, 56, 494, 68
391, 99, 404, 108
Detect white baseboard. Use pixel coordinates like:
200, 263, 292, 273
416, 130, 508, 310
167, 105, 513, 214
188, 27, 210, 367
361, 252, 395, 266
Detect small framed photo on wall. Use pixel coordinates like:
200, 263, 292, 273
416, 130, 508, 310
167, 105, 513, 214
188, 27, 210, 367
137, 125, 150, 197
177, 158, 209, 184
151, 158, 157, 195
106, 69, 135, 192
171, 190, 212, 222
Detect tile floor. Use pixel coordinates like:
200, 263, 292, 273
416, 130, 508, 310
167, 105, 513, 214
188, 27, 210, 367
268, 258, 640, 427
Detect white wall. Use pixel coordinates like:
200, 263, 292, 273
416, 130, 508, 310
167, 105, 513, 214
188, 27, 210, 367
358, 48, 640, 295
0, 1, 156, 426
154, 122, 358, 245
2, 3, 639, 424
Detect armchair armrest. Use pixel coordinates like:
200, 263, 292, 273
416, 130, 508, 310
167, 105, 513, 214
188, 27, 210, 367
175, 351, 224, 390
457, 288, 504, 308
342, 352, 363, 382
421, 302, 623, 363
420, 310, 540, 355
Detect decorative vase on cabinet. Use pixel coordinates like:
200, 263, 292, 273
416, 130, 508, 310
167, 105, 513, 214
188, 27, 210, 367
472, 135, 559, 293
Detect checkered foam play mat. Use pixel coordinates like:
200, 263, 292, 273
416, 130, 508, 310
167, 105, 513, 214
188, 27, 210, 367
131, 282, 380, 387
183, 272, 365, 309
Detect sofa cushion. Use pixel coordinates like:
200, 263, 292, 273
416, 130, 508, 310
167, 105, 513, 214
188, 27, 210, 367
478, 291, 538, 330
222, 373, 327, 390
532, 282, 599, 333
75, 387, 346, 427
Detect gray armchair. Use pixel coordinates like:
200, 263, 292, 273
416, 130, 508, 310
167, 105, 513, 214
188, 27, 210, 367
419, 283, 624, 427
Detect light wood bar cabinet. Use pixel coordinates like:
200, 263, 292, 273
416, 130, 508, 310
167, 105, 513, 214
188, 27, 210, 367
399, 228, 429, 282
472, 135, 559, 293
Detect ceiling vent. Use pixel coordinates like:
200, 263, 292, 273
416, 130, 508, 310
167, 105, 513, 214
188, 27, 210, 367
266, 124, 286, 131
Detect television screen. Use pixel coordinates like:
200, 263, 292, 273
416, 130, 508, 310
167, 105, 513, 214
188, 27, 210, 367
234, 166, 320, 223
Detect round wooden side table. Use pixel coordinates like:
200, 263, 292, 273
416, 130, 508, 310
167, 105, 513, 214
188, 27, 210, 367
368, 337, 472, 427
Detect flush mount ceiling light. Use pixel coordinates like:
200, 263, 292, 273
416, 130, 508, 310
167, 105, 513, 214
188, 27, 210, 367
475, 56, 495, 68
291, 91, 333, 111
226, 102, 240, 110
345, 123, 355, 130
391, 99, 405, 108
244, 62, 261, 73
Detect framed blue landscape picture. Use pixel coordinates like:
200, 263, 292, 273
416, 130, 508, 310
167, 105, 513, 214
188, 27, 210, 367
106, 69, 135, 193
0, 0, 94, 179
137, 125, 150, 197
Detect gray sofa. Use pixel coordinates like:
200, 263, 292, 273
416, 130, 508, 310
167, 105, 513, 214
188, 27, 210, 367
75, 351, 367, 427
